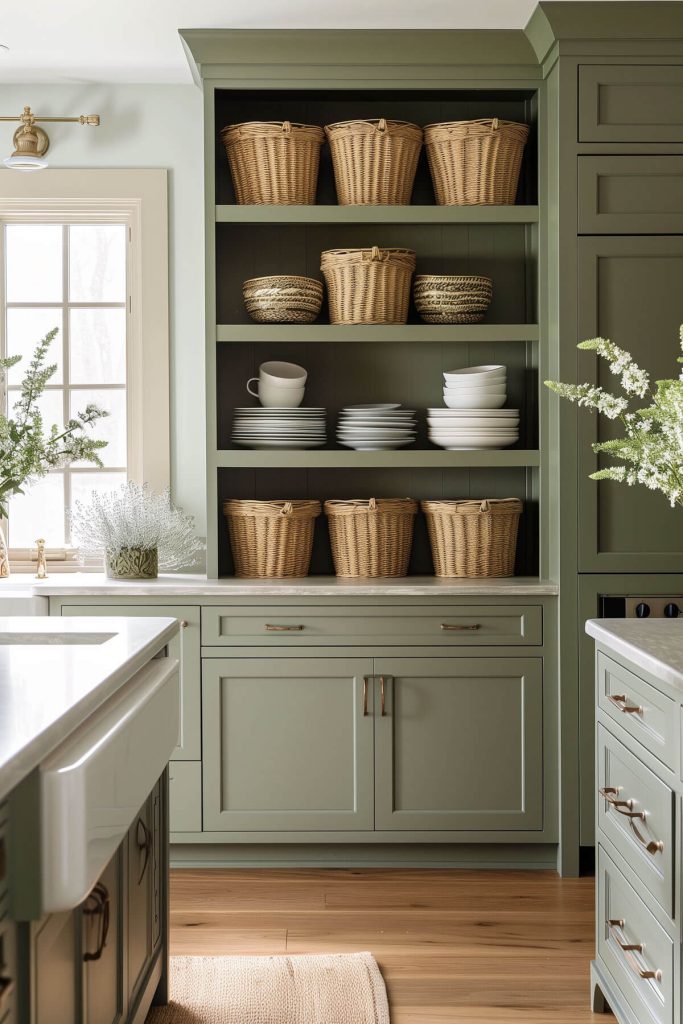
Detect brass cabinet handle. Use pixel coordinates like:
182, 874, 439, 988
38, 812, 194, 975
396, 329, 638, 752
608, 693, 643, 715
265, 624, 305, 632
362, 677, 369, 716
607, 919, 662, 981
83, 882, 110, 962
440, 623, 481, 631
599, 787, 664, 854
136, 816, 153, 884
380, 676, 386, 716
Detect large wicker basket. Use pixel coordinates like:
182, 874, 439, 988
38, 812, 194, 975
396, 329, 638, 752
220, 121, 325, 205
223, 499, 321, 578
422, 498, 522, 578
325, 498, 417, 578
324, 118, 423, 205
424, 119, 529, 205
320, 247, 416, 325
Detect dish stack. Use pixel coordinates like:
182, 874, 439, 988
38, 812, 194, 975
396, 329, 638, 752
231, 407, 327, 449
428, 365, 519, 450
336, 404, 417, 451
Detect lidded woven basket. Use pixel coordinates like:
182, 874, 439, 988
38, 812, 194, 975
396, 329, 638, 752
424, 118, 529, 206
324, 118, 423, 205
320, 246, 416, 325
324, 497, 418, 578
220, 121, 325, 205
223, 499, 321, 578
421, 498, 522, 578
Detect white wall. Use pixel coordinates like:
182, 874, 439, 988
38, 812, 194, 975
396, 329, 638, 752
0, 83, 207, 534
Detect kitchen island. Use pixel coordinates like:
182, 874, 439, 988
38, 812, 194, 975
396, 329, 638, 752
586, 618, 683, 1024
0, 616, 180, 1024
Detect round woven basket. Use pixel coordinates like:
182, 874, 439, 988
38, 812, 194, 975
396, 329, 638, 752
325, 497, 418, 578
324, 118, 423, 205
220, 121, 325, 205
243, 275, 323, 324
422, 498, 522, 578
320, 247, 416, 325
413, 274, 493, 324
424, 118, 529, 206
223, 499, 321, 578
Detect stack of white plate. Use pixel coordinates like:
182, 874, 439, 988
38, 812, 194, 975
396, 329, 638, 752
231, 407, 327, 449
442, 364, 507, 410
428, 409, 520, 450
337, 404, 417, 451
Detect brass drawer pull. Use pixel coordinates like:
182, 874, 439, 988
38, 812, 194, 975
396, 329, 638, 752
599, 787, 664, 854
440, 623, 481, 631
362, 676, 369, 717
380, 676, 386, 717
607, 919, 662, 982
608, 693, 643, 715
265, 624, 305, 632
83, 882, 110, 963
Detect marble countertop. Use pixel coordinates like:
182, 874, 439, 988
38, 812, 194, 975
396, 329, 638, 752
586, 618, 683, 690
8, 573, 559, 597
0, 616, 178, 802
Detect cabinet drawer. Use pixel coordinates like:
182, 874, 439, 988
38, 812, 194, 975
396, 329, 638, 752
597, 725, 673, 919
201, 605, 542, 647
579, 65, 683, 143
579, 156, 683, 234
598, 653, 675, 770
169, 762, 201, 833
597, 845, 673, 1024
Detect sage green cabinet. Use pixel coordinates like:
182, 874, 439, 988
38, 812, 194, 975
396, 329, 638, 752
61, 604, 200, 761
578, 156, 683, 235
82, 850, 123, 1024
202, 658, 375, 831
374, 657, 543, 831
579, 64, 683, 143
578, 236, 683, 572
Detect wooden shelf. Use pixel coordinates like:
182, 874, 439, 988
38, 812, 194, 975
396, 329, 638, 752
215, 449, 540, 469
216, 324, 539, 343
216, 205, 540, 225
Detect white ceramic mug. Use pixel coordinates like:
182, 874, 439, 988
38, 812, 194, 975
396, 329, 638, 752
254, 360, 307, 387
246, 379, 306, 407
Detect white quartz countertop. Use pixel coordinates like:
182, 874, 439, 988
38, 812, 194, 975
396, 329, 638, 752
7, 573, 559, 597
0, 616, 179, 802
586, 618, 683, 690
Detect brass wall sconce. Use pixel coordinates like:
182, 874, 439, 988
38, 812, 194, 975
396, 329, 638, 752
0, 106, 100, 171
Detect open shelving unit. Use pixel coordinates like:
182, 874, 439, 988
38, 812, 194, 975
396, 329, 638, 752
203, 81, 544, 579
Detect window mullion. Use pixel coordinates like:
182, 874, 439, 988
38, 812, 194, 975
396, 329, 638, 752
63, 224, 71, 546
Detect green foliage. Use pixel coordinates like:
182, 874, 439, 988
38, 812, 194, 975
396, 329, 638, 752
0, 328, 109, 520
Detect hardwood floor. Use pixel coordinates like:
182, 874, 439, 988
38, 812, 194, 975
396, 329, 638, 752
170, 868, 601, 1023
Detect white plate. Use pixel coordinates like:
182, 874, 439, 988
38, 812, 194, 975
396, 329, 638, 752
338, 428, 416, 438
231, 439, 327, 449
428, 419, 519, 429
234, 406, 325, 413
430, 433, 517, 443
428, 408, 518, 416
342, 403, 402, 411
430, 438, 517, 449
233, 424, 326, 432
338, 439, 415, 450
337, 420, 416, 428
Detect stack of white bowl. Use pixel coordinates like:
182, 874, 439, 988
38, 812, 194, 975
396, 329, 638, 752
337, 404, 417, 451
428, 364, 519, 450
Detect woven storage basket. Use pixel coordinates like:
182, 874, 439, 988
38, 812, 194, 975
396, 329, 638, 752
320, 247, 416, 325
220, 121, 325, 205
414, 274, 493, 324
324, 118, 423, 205
422, 498, 522, 578
223, 499, 321, 578
243, 275, 323, 324
424, 118, 529, 206
325, 497, 418, 578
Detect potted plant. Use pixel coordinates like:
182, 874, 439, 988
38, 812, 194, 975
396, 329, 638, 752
545, 328, 683, 506
0, 327, 108, 577
69, 481, 205, 579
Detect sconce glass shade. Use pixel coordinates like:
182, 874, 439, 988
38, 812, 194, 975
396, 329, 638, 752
4, 124, 48, 171
3, 153, 48, 171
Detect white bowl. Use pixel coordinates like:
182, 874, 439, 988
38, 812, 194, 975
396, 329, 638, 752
443, 377, 506, 391
443, 388, 506, 399
443, 365, 506, 381
443, 393, 507, 410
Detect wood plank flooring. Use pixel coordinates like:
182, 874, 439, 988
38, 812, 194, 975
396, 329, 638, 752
170, 868, 600, 1023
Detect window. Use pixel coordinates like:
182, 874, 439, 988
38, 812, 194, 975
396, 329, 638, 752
0, 170, 170, 568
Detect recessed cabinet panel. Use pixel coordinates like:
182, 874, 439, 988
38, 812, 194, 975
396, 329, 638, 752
579, 156, 683, 234
374, 657, 543, 830
578, 237, 683, 572
61, 604, 200, 761
202, 658, 374, 831
579, 65, 683, 143
33, 911, 78, 1024
169, 762, 202, 833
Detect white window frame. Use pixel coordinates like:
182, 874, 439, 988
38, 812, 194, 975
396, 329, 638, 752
0, 169, 170, 571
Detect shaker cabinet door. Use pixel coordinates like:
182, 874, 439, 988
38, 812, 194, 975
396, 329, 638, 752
32, 911, 79, 1024
61, 604, 201, 760
577, 236, 683, 572
202, 658, 374, 831
374, 657, 543, 831
127, 797, 154, 1006
81, 850, 124, 1024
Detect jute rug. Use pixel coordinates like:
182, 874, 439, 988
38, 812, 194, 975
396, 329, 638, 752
147, 952, 390, 1024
